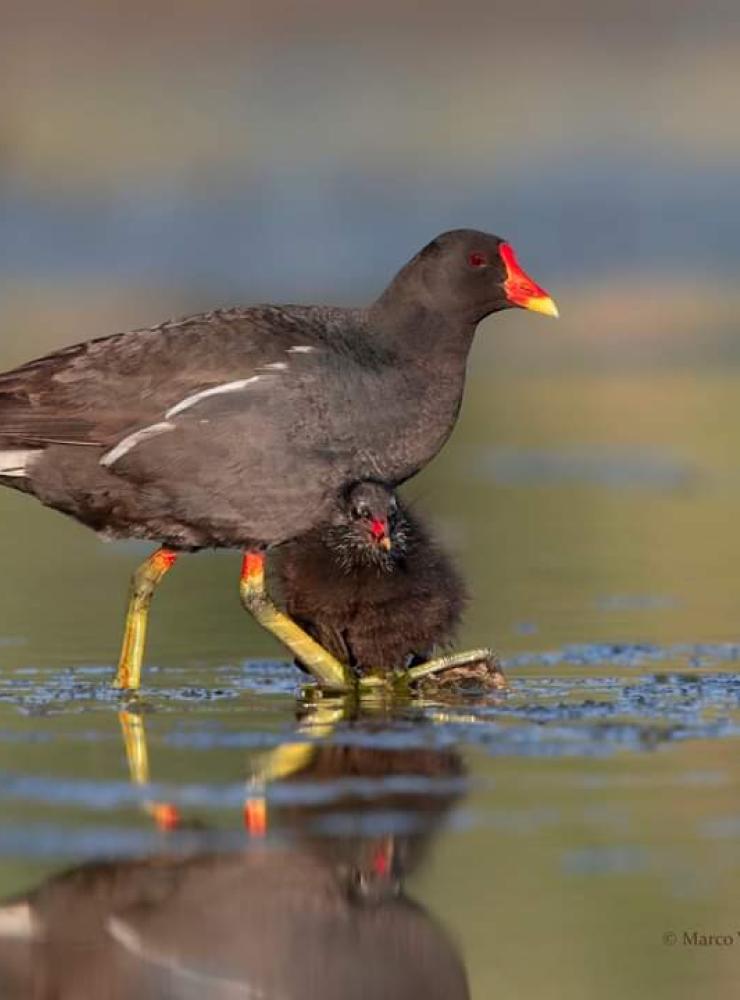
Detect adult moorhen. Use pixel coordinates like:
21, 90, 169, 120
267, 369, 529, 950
0, 229, 556, 689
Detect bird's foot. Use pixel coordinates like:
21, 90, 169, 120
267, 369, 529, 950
405, 647, 498, 683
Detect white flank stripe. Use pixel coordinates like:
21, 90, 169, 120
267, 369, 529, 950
0, 449, 42, 477
0, 903, 39, 939
165, 377, 260, 419
107, 917, 263, 997
100, 421, 174, 467
287, 345, 315, 353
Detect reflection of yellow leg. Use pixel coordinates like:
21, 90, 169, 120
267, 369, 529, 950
239, 552, 351, 691
120, 709, 150, 784
244, 697, 347, 837
115, 548, 178, 690
118, 710, 180, 831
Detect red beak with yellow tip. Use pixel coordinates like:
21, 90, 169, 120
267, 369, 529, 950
500, 243, 559, 318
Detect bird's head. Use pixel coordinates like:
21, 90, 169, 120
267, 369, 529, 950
325, 482, 407, 571
388, 228, 558, 326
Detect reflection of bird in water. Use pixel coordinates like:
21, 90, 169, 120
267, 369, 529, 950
243, 691, 468, 866
273, 481, 505, 690
0, 846, 469, 1000
0, 708, 471, 999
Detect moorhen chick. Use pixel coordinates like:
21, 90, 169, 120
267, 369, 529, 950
273, 481, 504, 688
0, 229, 556, 689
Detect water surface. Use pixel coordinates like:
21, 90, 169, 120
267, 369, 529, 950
0, 366, 739, 998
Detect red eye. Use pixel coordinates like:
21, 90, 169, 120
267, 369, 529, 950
468, 251, 488, 268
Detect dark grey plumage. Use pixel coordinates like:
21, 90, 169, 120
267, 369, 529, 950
0, 229, 552, 550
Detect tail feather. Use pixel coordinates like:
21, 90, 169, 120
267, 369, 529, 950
0, 449, 42, 477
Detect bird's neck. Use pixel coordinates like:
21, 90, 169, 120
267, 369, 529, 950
367, 296, 477, 370
356, 300, 475, 482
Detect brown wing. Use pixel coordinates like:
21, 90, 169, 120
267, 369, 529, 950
0, 339, 108, 446
0, 305, 326, 449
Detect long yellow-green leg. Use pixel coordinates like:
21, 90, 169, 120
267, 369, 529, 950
114, 548, 178, 690
118, 709, 180, 830
244, 697, 348, 836
239, 552, 352, 691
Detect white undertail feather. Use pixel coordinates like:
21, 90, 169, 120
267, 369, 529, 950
0, 903, 38, 939
0, 449, 42, 477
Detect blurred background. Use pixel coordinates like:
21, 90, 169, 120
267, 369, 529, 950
1, 0, 739, 362
0, 4, 739, 999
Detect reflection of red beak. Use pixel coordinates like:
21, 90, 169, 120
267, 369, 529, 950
370, 517, 391, 551
501, 243, 559, 317
244, 797, 267, 837
372, 836, 394, 877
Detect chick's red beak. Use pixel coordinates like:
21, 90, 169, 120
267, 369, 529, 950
370, 517, 391, 551
500, 243, 559, 318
